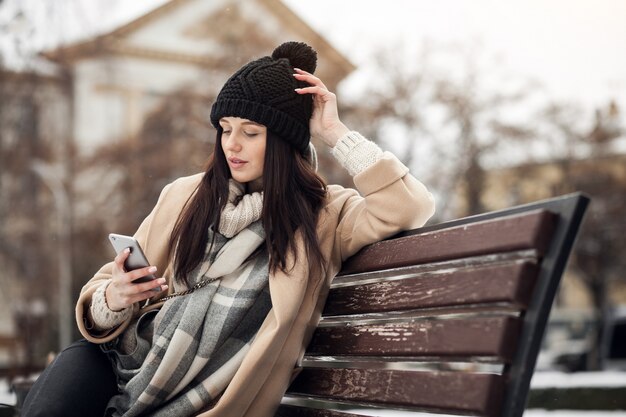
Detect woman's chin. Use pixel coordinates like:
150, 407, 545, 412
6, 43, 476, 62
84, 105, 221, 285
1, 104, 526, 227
229, 172, 259, 184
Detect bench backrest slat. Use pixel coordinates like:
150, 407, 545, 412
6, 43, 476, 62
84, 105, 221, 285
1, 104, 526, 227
276, 405, 366, 417
325, 261, 539, 316
289, 368, 504, 417
340, 209, 556, 276
307, 316, 521, 361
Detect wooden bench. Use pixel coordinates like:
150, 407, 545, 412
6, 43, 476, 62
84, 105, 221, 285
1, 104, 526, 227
277, 193, 589, 417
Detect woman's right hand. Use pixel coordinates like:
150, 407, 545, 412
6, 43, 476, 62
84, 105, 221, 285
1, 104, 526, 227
105, 248, 168, 311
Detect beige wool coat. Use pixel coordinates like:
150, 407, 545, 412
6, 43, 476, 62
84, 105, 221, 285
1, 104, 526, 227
76, 152, 435, 417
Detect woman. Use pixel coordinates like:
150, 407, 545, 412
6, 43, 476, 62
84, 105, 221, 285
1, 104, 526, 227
23, 41, 435, 417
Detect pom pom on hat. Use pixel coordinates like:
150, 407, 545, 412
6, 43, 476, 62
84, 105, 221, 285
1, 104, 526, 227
271, 41, 317, 74
210, 41, 318, 154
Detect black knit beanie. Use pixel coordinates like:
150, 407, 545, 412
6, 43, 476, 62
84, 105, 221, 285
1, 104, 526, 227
210, 41, 318, 154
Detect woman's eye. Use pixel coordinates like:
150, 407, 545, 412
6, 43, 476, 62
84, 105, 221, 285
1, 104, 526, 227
245, 132, 259, 137
222, 130, 231, 135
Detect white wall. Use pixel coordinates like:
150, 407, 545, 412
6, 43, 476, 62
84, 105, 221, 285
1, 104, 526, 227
72, 56, 210, 153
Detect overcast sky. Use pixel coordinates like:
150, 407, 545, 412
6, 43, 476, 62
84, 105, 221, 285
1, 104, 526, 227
2, 0, 625, 113
283, 0, 626, 112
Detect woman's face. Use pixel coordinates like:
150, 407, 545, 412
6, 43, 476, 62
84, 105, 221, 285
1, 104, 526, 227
219, 117, 267, 184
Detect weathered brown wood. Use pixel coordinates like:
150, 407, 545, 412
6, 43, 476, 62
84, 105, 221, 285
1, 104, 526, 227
281, 195, 588, 417
287, 367, 504, 417
307, 316, 521, 362
340, 210, 556, 276
275, 405, 367, 417
325, 262, 539, 316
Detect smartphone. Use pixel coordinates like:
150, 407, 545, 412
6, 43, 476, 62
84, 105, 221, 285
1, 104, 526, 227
108, 233, 156, 283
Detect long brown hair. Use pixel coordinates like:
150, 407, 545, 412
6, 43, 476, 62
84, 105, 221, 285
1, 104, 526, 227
168, 127, 327, 286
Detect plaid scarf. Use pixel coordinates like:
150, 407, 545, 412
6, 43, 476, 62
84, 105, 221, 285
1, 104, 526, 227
103, 220, 270, 417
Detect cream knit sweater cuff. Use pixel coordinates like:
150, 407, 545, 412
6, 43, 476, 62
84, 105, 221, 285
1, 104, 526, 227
331, 131, 383, 176
89, 280, 132, 331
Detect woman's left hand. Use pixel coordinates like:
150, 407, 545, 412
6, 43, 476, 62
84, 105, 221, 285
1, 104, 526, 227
294, 68, 349, 147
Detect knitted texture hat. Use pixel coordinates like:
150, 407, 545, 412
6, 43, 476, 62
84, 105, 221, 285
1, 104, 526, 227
210, 41, 317, 154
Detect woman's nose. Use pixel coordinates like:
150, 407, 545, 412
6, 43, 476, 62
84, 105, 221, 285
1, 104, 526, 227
223, 133, 242, 151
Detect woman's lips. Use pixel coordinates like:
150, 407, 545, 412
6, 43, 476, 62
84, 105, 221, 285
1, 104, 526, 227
228, 157, 248, 169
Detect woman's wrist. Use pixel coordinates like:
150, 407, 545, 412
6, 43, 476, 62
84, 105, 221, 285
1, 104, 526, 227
90, 280, 132, 331
319, 123, 350, 147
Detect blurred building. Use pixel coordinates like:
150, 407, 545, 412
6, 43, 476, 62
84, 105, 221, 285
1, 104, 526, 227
0, 69, 71, 374
0, 0, 354, 372
482, 117, 626, 309
40, 0, 354, 154
480, 123, 626, 370
483, 143, 626, 308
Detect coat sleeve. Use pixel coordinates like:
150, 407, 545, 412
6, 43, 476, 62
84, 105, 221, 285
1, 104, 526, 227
75, 180, 179, 343
332, 151, 435, 261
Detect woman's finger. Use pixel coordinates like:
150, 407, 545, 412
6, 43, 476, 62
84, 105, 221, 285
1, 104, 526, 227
123, 265, 158, 284
106, 276, 166, 309
113, 248, 130, 272
293, 68, 328, 90
131, 277, 167, 293
295, 85, 335, 101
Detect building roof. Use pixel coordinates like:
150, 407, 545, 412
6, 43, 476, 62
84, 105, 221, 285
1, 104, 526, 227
40, 0, 355, 82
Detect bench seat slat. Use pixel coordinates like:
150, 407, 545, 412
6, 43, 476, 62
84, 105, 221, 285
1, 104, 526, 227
340, 210, 556, 276
287, 367, 503, 417
307, 316, 521, 362
325, 262, 538, 317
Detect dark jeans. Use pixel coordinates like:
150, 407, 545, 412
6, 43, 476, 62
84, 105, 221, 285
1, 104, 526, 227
21, 339, 118, 417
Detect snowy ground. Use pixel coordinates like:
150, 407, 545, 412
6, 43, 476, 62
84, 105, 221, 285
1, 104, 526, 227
1, 372, 624, 415
0, 378, 16, 406
342, 412, 625, 416
530, 370, 626, 388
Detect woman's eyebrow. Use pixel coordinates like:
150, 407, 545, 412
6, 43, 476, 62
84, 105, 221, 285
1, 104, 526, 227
241, 121, 263, 127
